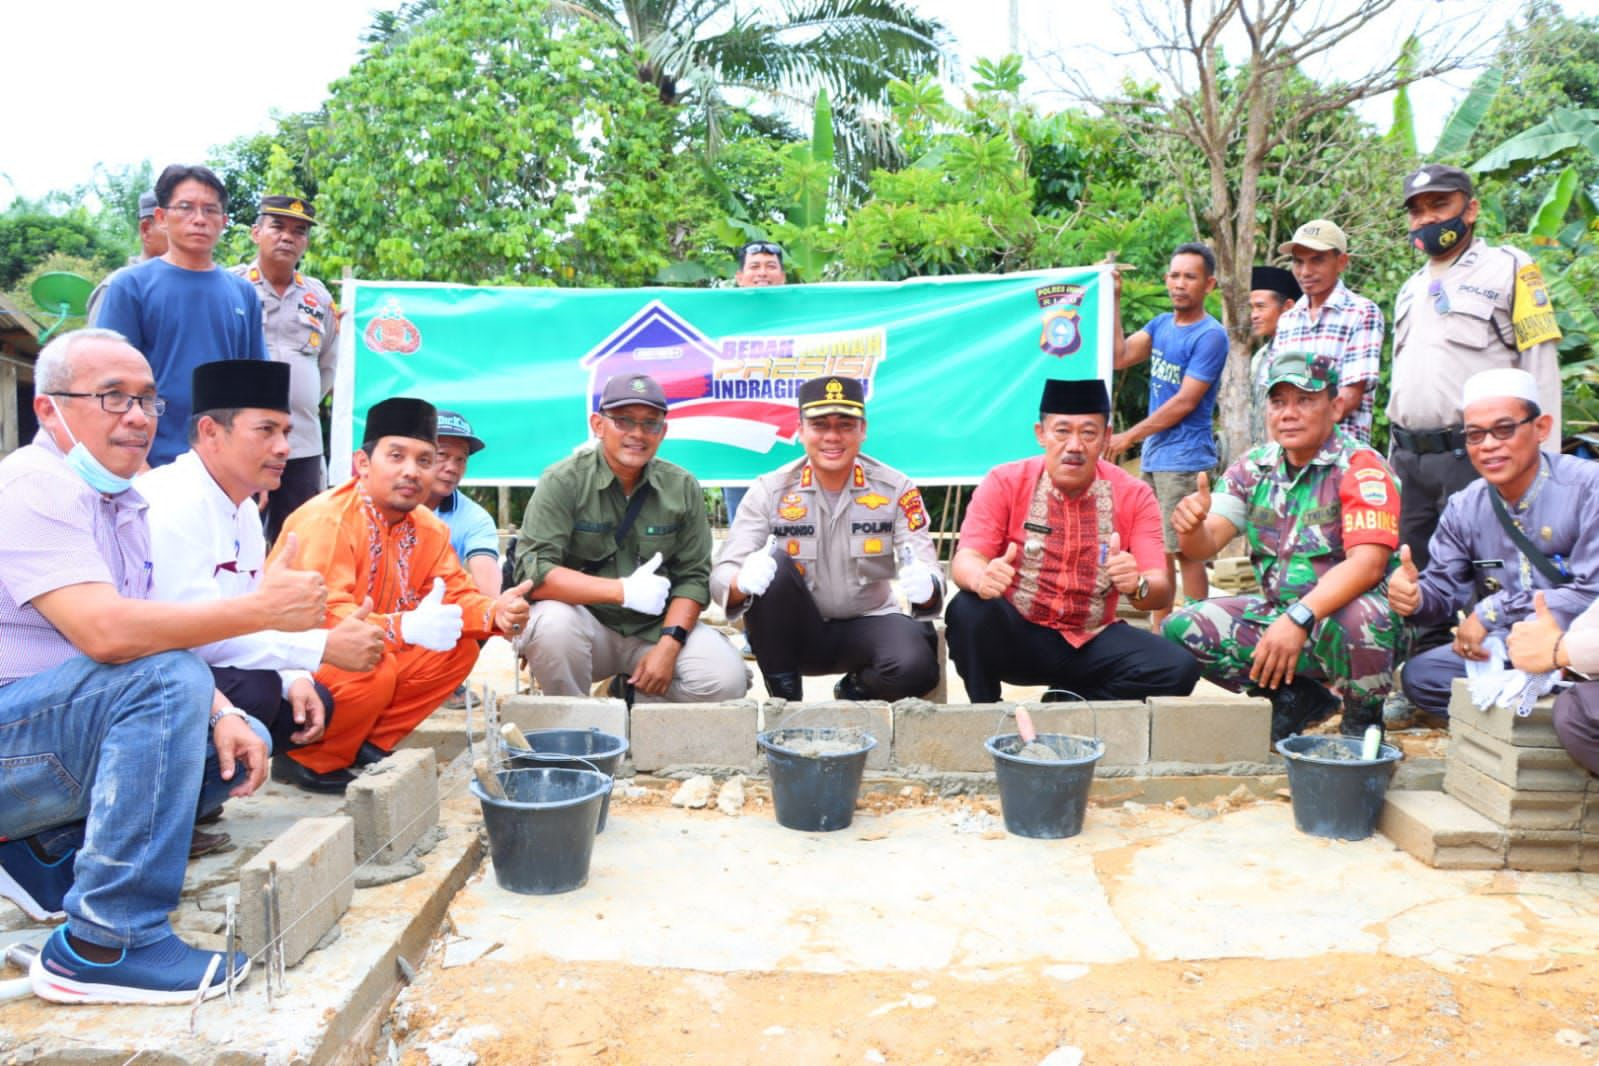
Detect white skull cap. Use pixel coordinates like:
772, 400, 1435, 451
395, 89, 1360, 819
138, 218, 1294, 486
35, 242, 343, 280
1461, 367, 1540, 410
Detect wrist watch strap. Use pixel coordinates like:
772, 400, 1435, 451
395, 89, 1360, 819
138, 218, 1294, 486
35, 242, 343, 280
208, 706, 248, 729
661, 624, 690, 645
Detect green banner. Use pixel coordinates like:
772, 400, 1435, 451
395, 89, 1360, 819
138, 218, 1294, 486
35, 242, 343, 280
334, 268, 1110, 485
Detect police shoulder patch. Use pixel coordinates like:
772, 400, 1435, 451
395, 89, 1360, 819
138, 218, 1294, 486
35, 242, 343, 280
1358, 480, 1389, 506
899, 489, 928, 531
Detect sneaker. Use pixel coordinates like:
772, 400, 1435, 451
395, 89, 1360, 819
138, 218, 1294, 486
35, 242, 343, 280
31, 926, 249, 1005
1382, 691, 1419, 729
443, 684, 468, 710
833, 673, 871, 701
0, 838, 73, 922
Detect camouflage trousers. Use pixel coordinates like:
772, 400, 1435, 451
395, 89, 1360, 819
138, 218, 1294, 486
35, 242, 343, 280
1162, 592, 1398, 714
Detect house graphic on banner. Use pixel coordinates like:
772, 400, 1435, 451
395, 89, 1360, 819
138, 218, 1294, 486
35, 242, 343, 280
581, 300, 802, 453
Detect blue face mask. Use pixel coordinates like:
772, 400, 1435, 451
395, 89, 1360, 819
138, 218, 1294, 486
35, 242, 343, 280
49, 397, 135, 495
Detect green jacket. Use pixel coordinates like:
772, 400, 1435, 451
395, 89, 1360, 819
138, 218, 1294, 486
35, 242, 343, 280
515, 444, 712, 638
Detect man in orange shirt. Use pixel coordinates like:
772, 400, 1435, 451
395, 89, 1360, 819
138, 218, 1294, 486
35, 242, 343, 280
269, 397, 531, 791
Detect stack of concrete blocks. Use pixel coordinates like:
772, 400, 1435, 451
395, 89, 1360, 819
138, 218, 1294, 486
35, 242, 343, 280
1380, 678, 1595, 871
497, 691, 1274, 783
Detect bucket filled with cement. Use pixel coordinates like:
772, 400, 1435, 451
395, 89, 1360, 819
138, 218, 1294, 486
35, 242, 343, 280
1276, 734, 1401, 841
471, 765, 611, 894
986, 733, 1104, 839
757, 727, 877, 832
505, 728, 629, 833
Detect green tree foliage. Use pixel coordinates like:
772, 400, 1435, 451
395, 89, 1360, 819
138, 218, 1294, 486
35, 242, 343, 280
0, 212, 123, 290
309, 0, 720, 286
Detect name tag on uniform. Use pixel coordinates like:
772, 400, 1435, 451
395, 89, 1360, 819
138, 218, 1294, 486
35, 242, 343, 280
1471, 559, 1505, 570
1023, 522, 1052, 535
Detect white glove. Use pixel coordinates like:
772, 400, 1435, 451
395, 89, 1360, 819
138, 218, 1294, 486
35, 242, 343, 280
737, 536, 778, 598
399, 578, 463, 651
620, 552, 670, 616
899, 557, 939, 605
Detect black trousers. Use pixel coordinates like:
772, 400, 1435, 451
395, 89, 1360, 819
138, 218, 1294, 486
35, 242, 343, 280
264, 455, 326, 545
211, 665, 336, 752
945, 591, 1201, 704
746, 555, 940, 700
1389, 445, 1478, 655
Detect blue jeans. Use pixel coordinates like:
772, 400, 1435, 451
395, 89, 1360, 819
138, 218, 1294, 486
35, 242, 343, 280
0, 650, 268, 949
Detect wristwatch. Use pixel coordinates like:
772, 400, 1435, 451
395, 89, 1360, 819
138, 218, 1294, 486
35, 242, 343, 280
208, 706, 249, 729
1134, 576, 1150, 602
1285, 601, 1316, 633
661, 625, 690, 645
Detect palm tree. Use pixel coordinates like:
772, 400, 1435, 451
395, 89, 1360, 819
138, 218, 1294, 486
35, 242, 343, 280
365, 0, 947, 185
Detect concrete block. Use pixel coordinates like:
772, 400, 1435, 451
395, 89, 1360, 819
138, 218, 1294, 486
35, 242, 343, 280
1378, 791, 1505, 870
239, 816, 355, 967
1584, 792, 1599, 835
630, 700, 759, 771
1443, 759, 1584, 831
765, 700, 891, 770
498, 695, 628, 739
1446, 718, 1590, 792
1148, 696, 1270, 765
923, 622, 949, 706
1391, 758, 1446, 792
889, 701, 1148, 771
1506, 829, 1582, 872
1447, 678, 1560, 748
396, 715, 469, 764
347, 748, 439, 864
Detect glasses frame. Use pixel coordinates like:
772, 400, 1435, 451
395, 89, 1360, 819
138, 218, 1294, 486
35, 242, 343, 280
164, 201, 226, 220
47, 390, 168, 417
603, 413, 667, 436
1463, 412, 1537, 446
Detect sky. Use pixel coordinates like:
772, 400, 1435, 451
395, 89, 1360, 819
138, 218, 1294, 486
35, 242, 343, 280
3, 0, 1593, 208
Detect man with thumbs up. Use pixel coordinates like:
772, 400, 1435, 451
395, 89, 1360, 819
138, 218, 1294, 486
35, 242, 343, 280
272, 397, 532, 788
1388, 367, 1599, 720
1164, 352, 1402, 742
513, 373, 747, 702
139, 360, 388, 795
946, 378, 1199, 703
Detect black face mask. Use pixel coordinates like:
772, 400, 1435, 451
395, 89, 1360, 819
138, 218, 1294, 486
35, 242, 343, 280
1409, 214, 1470, 257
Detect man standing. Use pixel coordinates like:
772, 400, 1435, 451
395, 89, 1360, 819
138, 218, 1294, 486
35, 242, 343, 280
1270, 219, 1385, 444
273, 397, 532, 788
513, 374, 746, 702
723, 240, 789, 523
1247, 265, 1301, 447
0, 329, 325, 1003
91, 164, 267, 469
429, 410, 501, 596
1164, 353, 1401, 742
713, 377, 944, 702
231, 196, 339, 542
946, 379, 1200, 703
1388, 164, 1563, 574
1108, 242, 1230, 619
1388, 368, 1599, 717
138, 360, 386, 791
85, 191, 168, 321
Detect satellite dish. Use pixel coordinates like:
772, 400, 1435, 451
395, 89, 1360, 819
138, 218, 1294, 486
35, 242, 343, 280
29, 272, 93, 343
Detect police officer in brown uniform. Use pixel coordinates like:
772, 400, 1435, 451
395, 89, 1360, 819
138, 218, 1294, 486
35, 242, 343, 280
711, 377, 944, 701
231, 195, 339, 542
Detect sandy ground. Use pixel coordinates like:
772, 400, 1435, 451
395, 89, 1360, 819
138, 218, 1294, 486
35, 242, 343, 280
383, 784, 1599, 1066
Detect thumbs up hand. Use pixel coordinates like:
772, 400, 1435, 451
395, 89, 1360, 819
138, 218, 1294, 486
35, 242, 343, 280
399, 577, 464, 651
493, 579, 534, 637
736, 535, 779, 599
1104, 530, 1141, 596
621, 551, 671, 616
897, 546, 940, 606
1171, 473, 1212, 536
323, 596, 384, 671
1509, 591, 1568, 673
256, 532, 327, 630
1388, 544, 1422, 617
978, 542, 1020, 600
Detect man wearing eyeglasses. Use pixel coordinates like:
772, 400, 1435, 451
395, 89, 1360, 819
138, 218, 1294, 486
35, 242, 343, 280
230, 196, 339, 543
512, 374, 748, 702
91, 164, 267, 470
1388, 368, 1599, 719
712, 376, 944, 702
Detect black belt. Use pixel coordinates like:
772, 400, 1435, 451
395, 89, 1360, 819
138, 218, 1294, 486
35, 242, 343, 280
1391, 424, 1465, 455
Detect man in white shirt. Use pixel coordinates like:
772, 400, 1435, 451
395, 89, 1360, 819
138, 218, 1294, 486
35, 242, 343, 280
138, 360, 385, 793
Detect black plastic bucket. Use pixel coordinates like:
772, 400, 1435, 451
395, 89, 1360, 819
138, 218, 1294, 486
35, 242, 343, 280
1276, 734, 1402, 841
506, 728, 629, 833
757, 727, 877, 832
470, 766, 611, 894
985, 733, 1104, 839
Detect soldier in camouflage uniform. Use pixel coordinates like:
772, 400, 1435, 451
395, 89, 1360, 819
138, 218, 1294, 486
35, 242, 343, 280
1163, 352, 1402, 741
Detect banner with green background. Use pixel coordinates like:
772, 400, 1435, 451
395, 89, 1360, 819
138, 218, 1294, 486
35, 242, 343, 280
332, 268, 1110, 485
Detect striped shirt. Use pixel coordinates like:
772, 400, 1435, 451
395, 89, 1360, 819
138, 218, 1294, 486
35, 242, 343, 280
0, 433, 153, 683
1268, 280, 1385, 443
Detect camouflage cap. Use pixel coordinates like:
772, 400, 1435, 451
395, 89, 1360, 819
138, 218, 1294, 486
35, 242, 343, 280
1264, 351, 1339, 393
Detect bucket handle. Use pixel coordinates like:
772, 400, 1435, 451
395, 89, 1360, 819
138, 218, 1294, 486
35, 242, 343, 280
771, 700, 876, 736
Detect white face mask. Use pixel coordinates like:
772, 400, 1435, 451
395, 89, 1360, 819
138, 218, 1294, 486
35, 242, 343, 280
49, 397, 134, 495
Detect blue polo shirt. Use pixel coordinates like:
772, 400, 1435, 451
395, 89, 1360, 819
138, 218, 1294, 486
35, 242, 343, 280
436, 489, 500, 565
